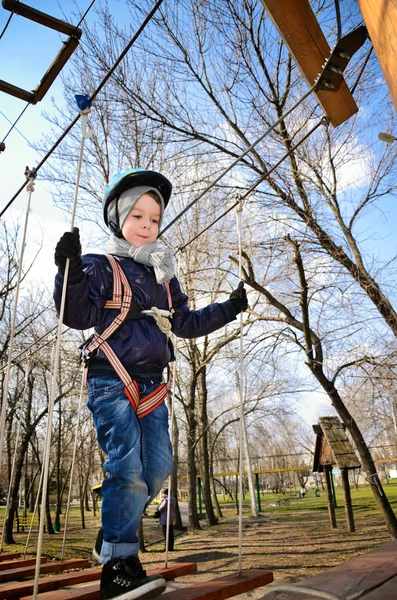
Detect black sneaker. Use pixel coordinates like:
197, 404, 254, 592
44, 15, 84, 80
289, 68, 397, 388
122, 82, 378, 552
93, 526, 104, 562
100, 555, 167, 600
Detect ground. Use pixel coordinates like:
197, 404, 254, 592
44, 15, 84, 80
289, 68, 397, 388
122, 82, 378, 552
2, 483, 396, 598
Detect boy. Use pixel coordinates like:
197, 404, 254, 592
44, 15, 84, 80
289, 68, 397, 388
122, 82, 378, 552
54, 169, 247, 600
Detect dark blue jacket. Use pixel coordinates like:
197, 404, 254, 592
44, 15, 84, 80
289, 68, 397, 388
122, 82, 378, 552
54, 254, 237, 380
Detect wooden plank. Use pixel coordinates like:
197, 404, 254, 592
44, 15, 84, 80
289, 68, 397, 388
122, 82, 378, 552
0, 557, 46, 572
151, 562, 198, 580
160, 570, 273, 600
358, 0, 397, 114
0, 558, 88, 584
259, 540, 397, 599
0, 554, 21, 563
0, 567, 101, 599
21, 583, 100, 600
364, 574, 397, 599
19, 563, 197, 600
260, 0, 358, 127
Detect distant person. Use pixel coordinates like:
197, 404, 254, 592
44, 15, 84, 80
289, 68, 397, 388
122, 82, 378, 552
158, 488, 176, 551
301, 486, 306, 498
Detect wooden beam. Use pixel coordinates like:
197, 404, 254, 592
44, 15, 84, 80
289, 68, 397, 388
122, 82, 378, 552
161, 570, 273, 600
0, 557, 46, 572
21, 583, 99, 600
0, 553, 21, 563
0, 558, 88, 584
259, 540, 397, 599
341, 467, 355, 532
324, 465, 337, 529
260, 0, 358, 126
2, 0, 82, 37
357, 0, 397, 114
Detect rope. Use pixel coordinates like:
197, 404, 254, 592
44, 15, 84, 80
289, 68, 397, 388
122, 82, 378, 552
236, 201, 245, 575
0, 171, 35, 479
0, 0, 165, 219
0, 11, 13, 41
164, 254, 181, 568
0, 325, 71, 375
61, 369, 86, 561
160, 83, 317, 237
177, 118, 327, 253
148, 307, 173, 337
32, 109, 90, 600
0, 360, 30, 553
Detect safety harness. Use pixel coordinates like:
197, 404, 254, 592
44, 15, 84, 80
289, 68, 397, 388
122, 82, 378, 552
81, 255, 172, 419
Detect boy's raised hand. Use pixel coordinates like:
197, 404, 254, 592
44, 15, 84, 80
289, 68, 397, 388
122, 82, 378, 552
54, 227, 82, 270
230, 281, 248, 314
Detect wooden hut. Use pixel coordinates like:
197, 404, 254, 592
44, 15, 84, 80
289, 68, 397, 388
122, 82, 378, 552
313, 417, 360, 531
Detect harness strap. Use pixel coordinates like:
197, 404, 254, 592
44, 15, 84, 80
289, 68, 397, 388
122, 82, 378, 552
82, 255, 169, 419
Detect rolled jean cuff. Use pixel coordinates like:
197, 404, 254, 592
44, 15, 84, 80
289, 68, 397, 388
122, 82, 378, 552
100, 540, 139, 564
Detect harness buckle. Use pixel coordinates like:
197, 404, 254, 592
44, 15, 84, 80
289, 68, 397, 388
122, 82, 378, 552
79, 333, 94, 365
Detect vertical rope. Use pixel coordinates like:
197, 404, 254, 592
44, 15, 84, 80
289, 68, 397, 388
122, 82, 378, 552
0, 359, 30, 552
236, 200, 244, 576
164, 253, 181, 568
0, 174, 35, 475
23, 461, 45, 559
33, 109, 90, 599
61, 369, 86, 561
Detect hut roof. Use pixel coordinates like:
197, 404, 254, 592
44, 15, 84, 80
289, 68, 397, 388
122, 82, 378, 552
312, 416, 360, 472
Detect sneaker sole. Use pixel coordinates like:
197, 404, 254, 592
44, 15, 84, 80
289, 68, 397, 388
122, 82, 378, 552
101, 577, 167, 600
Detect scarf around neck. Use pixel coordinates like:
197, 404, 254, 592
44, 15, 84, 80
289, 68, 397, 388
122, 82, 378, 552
106, 234, 175, 285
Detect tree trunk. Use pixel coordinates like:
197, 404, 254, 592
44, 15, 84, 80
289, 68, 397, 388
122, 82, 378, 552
186, 377, 200, 531
210, 462, 223, 520
168, 393, 184, 531
198, 368, 217, 526
79, 474, 86, 529
45, 487, 54, 535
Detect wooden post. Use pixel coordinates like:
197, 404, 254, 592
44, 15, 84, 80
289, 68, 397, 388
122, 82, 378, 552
358, 0, 397, 114
324, 465, 337, 529
260, 0, 358, 126
341, 467, 355, 532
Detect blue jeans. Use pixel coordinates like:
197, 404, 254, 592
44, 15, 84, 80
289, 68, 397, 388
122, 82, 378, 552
87, 376, 172, 563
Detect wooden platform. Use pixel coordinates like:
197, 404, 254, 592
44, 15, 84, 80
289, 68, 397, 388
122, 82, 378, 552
0, 561, 196, 600
0, 554, 272, 600
260, 540, 397, 599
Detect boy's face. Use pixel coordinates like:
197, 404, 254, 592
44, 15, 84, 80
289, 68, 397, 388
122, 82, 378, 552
121, 194, 160, 246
